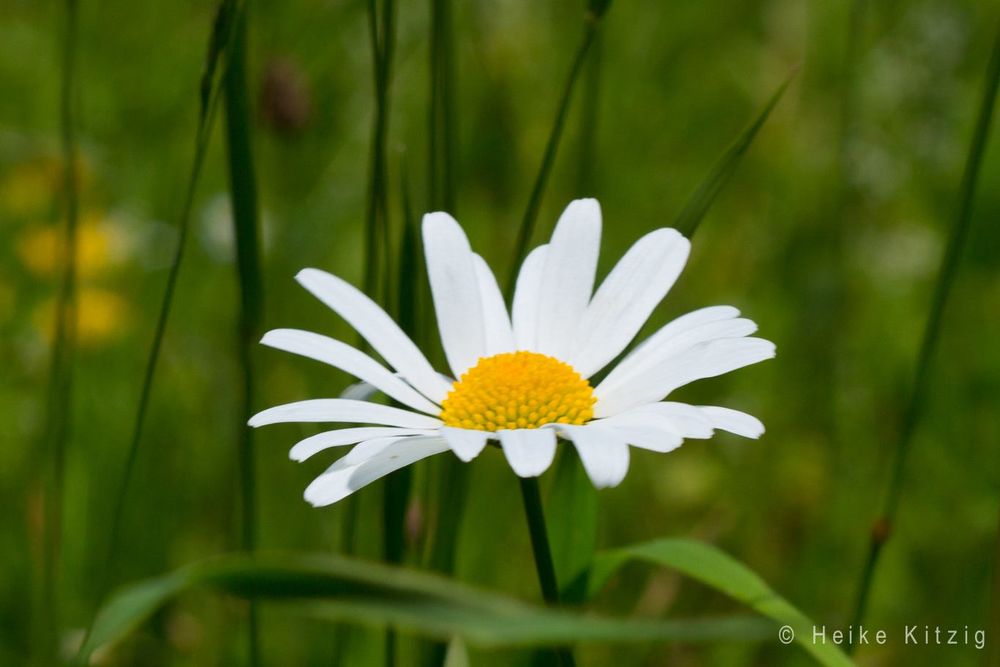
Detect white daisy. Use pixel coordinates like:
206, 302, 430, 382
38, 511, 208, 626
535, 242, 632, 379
250, 199, 775, 506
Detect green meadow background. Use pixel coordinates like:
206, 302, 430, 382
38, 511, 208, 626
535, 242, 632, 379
2, 0, 999, 665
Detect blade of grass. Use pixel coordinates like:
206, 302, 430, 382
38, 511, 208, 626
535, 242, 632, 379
77, 1, 244, 662
850, 18, 1000, 635
36, 1, 80, 662
673, 71, 795, 237
428, 0, 457, 211
222, 2, 264, 664
503, 8, 605, 298
576, 538, 855, 667
78, 551, 771, 661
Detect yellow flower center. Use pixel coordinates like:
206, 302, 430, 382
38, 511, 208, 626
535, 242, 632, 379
440, 351, 596, 431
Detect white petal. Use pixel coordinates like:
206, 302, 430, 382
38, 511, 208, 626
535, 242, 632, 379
595, 337, 775, 417
423, 212, 487, 377
304, 436, 449, 507
511, 244, 548, 350
498, 428, 557, 477
261, 329, 440, 414
327, 436, 407, 471
473, 254, 515, 356
698, 406, 765, 439
296, 268, 452, 403
569, 229, 690, 378
599, 310, 755, 396
535, 199, 601, 358
557, 424, 630, 489
249, 398, 443, 429
289, 427, 437, 462
440, 427, 490, 462
591, 414, 684, 453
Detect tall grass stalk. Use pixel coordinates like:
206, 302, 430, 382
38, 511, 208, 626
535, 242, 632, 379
77, 2, 244, 663
849, 20, 1000, 636
222, 2, 264, 664
503, 11, 603, 297
428, 0, 457, 211
36, 1, 80, 661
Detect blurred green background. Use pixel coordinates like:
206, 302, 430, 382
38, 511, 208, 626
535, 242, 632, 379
2, 0, 999, 665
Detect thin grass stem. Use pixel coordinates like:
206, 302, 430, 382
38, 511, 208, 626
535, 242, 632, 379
37, 1, 80, 662
849, 19, 1000, 636
222, 2, 264, 663
504, 17, 600, 298
75, 3, 244, 664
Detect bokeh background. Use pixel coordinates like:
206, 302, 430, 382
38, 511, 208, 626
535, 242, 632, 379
2, 0, 999, 665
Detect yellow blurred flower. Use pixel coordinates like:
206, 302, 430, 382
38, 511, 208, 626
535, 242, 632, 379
16, 212, 123, 279
0, 156, 90, 219
33, 287, 130, 347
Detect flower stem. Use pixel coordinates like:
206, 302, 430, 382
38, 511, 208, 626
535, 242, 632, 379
519, 477, 576, 666
848, 17, 1000, 637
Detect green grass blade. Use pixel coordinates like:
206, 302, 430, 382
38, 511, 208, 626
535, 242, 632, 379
850, 18, 1000, 632
673, 71, 795, 237
428, 0, 457, 211
578, 538, 855, 667
78, 551, 773, 661
80, 0, 244, 659
503, 13, 604, 296
546, 452, 597, 599
222, 3, 264, 664
36, 1, 81, 661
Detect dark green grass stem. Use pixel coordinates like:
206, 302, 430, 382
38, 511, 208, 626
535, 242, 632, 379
428, 0, 457, 211
849, 20, 1000, 637
37, 1, 80, 662
504, 15, 601, 298
77, 3, 244, 664
222, 3, 263, 665
520, 478, 576, 667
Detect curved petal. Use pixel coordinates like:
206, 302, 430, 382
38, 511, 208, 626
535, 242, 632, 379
249, 398, 443, 429
511, 244, 548, 350
698, 406, 765, 439
595, 337, 775, 417
304, 436, 449, 507
569, 228, 690, 378
423, 212, 487, 377
535, 199, 601, 359
289, 427, 437, 462
599, 310, 755, 396
262, 329, 440, 414
557, 424, 630, 489
440, 427, 491, 462
296, 268, 452, 403
473, 254, 515, 355
498, 428, 557, 477
590, 415, 684, 453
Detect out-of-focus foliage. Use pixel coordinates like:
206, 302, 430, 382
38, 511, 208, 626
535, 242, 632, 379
1, 0, 998, 665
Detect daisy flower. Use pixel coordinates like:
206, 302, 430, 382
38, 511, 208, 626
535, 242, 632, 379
250, 199, 775, 506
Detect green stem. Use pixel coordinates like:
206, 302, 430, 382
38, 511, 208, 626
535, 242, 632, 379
504, 17, 600, 298
849, 18, 1000, 635
76, 3, 242, 664
519, 478, 576, 666
222, 2, 263, 664
38, 1, 80, 661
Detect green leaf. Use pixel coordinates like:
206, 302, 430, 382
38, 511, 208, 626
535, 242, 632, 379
547, 450, 598, 596
579, 538, 854, 667
673, 71, 795, 237
80, 551, 771, 661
